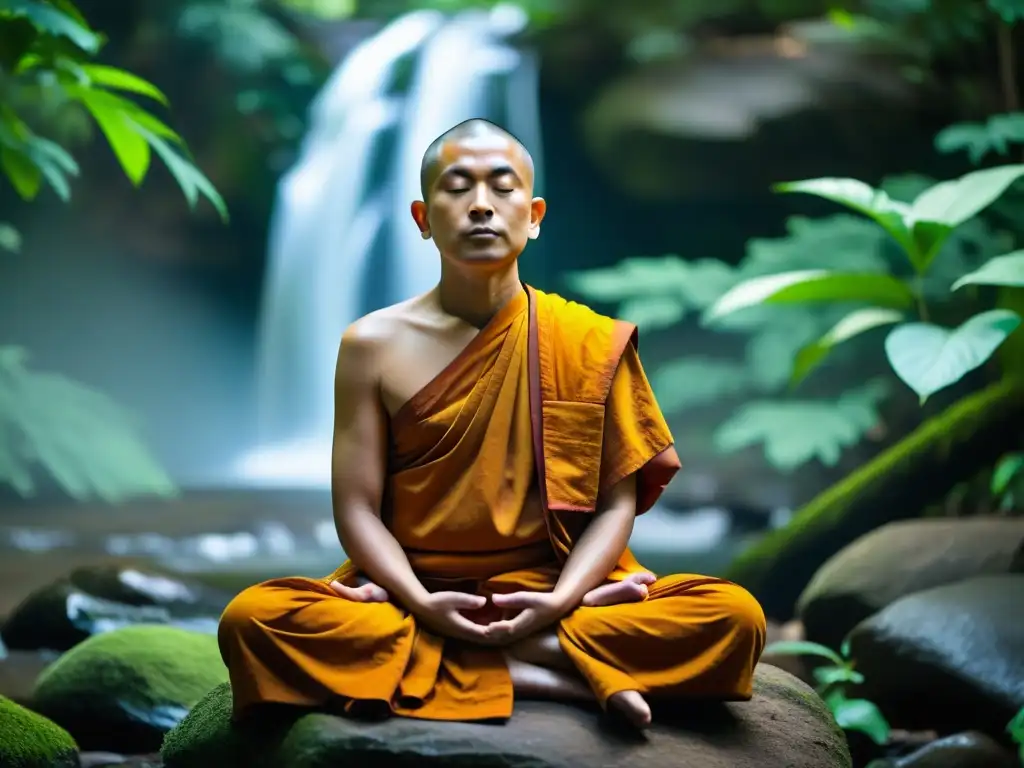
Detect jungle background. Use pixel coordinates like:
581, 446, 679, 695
1, 1, 1024, 766
3, 0, 1022, 596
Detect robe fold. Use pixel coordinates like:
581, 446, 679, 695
218, 286, 766, 722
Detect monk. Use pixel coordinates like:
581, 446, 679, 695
218, 118, 766, 730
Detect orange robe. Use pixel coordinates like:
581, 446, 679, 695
218, 286, 766, 721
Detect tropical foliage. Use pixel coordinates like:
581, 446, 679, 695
763, 639, 891, 745
0, 0, 230, 501
569, 0, 1024, 481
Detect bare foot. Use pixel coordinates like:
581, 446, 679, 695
507, 657, 592, 701
505, 629, 575, 672
608, 690, 652, 728
329, 578, 388, 602
580, 571, 656, 607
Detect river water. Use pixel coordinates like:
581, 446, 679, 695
0, 490, 767, 616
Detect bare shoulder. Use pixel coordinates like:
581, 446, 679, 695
339, 294, 435, 361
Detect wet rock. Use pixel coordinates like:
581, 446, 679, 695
867, 730, 1017, 767
0, 693, 78, 768
1, 566, 231, 652
798, 518, 1024, 649
160, 664, 851, 768
32, 625, 228, 754
79, 756, 163, 768
848, 574, 1024, 739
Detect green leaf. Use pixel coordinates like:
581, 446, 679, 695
763, 640, 845, 665
1006, 705, 1024, 747
952, 250, 1024, 290
703, 271, 915, 324
885, 310, 1023, 401
988, 0, 1024, 23
72, 87, 150, 185
935, 113, 1024, 164
650, 358, 749, 414
713, 381, 888, 471
909, 165, 1024, 270
831, 698, 891, 745
0, 222, 20, 252
132, 124, 229, 221
772, 178, 917, 261
565, 256, 693, 303
814, 666, 865, 686
619, 296, 685, 331
0, 146, 41, 199
0, 346, 176, 502
745, 309, 824, 390
992, 452, 1024, 495
792, 308, 905, 386
22, 134, 77, 201
79, 64, 169, 105
0, 0, 100, 52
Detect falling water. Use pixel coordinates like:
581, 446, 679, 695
234, 5, 543, 487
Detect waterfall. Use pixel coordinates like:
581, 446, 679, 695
234, 4, 543, 487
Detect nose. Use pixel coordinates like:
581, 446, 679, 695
468, 186, 494, 220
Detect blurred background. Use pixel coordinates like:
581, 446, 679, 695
1, 0, 1022, 624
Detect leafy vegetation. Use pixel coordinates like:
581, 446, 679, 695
763, 639, 891, 745
569, 0, 1024, 480
0, 0, 226, 215
705, 165, 1024, 402
0, 0, 233, 502
992, 451, 1024, 510
1007, 705, 1024, 763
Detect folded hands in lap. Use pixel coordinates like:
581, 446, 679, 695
328, 572, 656, 646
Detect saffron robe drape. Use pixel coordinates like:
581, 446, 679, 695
218, 286, 766, 721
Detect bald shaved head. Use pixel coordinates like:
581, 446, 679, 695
419, 118, 534, 201
410, 118, 545, 268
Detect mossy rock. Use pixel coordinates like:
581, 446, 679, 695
0, 694, 78, 768
162, 665, 851, 768
32, 624, 228, 754
2, 565, 229, 652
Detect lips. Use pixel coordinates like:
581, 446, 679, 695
466, 227, 499, 237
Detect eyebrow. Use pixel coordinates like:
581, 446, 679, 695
440, 165, 520, 184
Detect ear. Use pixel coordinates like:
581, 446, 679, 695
527, 197, 547, 241
410, 200, 430, 239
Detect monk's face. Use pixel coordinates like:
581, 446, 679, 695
411, 134, 545, 269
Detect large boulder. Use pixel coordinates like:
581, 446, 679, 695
2, 565, 231, 652
161, 664, 851, 768
848, 574, 1024, 740
0, 694, 78, 768
866, 730, 1018, 767
798, 518, 1024, 649
32, 624, 228, 754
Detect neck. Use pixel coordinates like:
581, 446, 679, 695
437, 260, 523, 328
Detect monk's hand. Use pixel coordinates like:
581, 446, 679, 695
412, 591, 495, 644
484, 591, 568, 645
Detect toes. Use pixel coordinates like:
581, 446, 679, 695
609, 691, 652, 728
361, 583, 389, 602
628, 571, 657, 585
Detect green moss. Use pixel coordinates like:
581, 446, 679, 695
726, 378, 1024, 616
754, 668, 851, 768
34, 624, 227, 712
161, 683, 299, 768
0, 694, 78, 768
31, 625, 229, 752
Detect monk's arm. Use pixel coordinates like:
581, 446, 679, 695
330, 328, 431, 611
550, 473, 637, 611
